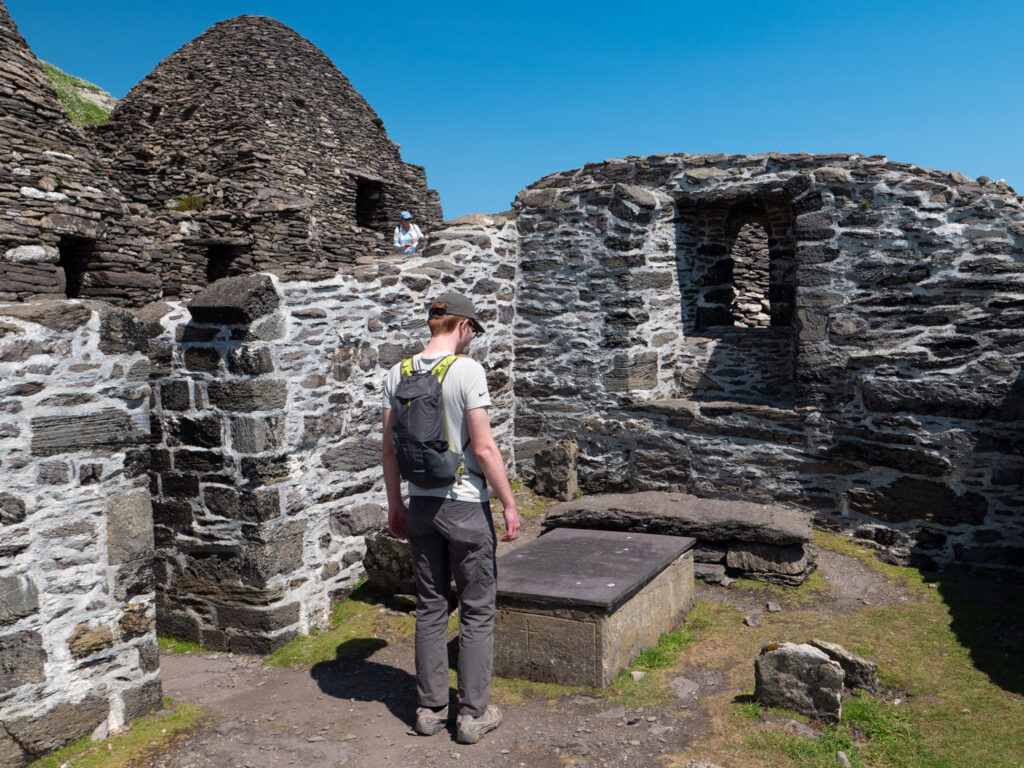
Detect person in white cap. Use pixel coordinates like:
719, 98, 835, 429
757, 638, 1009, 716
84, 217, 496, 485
394, 210, 424, 254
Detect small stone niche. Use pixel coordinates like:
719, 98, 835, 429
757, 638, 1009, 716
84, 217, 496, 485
676, 195, 797, 407
354, 178, 386, 229
206, 244, 247, 284
494, 528, 695, 687
58, 236, 96, 298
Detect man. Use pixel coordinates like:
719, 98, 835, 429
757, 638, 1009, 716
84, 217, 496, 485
381, 291, 520, 745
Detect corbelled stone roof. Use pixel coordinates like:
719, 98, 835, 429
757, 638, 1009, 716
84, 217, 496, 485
94, 15, 441, 283
0, 1, 156, 303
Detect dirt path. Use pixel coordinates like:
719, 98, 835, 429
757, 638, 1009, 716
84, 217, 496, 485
149, 541, 912, 768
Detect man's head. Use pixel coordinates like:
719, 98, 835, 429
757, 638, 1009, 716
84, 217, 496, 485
400, 210, 413, 220
427, 292, 484, 353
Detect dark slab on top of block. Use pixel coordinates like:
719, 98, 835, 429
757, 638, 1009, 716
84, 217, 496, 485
545, 491, 813, 545
497, 528, 694, 612
187, 274, 280, 325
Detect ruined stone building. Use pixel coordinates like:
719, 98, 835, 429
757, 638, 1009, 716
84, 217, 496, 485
2, 2, 1024, 765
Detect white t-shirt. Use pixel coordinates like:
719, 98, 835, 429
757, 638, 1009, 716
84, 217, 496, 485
383, 352, 492, 502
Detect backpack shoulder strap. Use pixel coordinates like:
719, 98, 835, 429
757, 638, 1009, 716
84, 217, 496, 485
429, 354, 465, 384
400, 357, 415, 377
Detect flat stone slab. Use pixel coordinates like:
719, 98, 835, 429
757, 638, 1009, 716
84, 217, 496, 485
545, 491, 813, 545
498, 527, 694, 612
496, 528, 695, 687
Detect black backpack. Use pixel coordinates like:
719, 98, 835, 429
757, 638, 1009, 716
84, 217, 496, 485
390, 354, 469, 489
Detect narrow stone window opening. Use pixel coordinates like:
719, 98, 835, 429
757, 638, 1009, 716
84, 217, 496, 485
147, 104, 162, 124
182, 105, 197, 121
206, 244, 247, 284
355, 178, 386, 229
58, 236, 95, 299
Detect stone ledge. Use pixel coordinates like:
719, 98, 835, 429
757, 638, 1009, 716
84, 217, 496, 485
546, 491, 813, 545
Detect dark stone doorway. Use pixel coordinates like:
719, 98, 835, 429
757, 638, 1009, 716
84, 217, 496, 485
58, 236, 96, 298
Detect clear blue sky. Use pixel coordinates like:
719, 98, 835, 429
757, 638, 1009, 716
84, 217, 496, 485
9, 1, 1023, 219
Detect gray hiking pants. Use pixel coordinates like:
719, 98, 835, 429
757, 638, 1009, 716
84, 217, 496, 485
407, 496, 496, 718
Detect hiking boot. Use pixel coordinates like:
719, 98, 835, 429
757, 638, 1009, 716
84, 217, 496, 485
414, 705, 449, 736
455, 704, 502, 744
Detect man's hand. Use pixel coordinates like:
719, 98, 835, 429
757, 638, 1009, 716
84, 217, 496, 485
388, 501, 408, 540
501, 503, 520, 542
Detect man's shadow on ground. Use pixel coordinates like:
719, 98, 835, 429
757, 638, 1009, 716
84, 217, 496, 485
310, 637, 461, 727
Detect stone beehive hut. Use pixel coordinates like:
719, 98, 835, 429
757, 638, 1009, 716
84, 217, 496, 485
0, 3, 159, 304
93, 15, 442, 297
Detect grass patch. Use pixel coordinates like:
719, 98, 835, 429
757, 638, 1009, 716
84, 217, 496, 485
28, 698, 204, 768
172, 194, 207, 212
673, 535, 1024, 768
265, 582, 424, 668
157, 636, 208, 655
41, 62, 110, 125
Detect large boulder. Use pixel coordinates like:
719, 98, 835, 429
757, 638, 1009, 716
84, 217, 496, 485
754, 642, 844, 722
545, 491, 813, 545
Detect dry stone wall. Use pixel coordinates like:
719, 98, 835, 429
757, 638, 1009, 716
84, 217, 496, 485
0, 301, 160, 767
144, 219, 517, 650
512, 152, 1024, 569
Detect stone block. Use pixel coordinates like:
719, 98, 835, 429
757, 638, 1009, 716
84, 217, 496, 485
31, 408, 145, 456
0, 730, 25, 768
754, 642, 844, 722
330, 503, 383, 537
363, 529, 415, 595
159, 380, 191, 411
0, 301, 91, 331
726, 542, 816, 586
0, 575, 39, 626
184, 346, 221, 371
207, 379, 287, 412
105, 490, 154, 564
68, 622, 115, 659
161, 472, 199, 498
152, 500, 193, 526
0, 630, 46, 694
531, 440, 579, 501
3, 695, 107, 760
119, 604, 154, 641
229, 414, 284, 453
846, 477, 988, 526
167, 415, 222, 448
216, 602, 300, 632
173, 449, 224, 473
188, 274, 280, 324
604, 351, 658, 392
122, 678, 163, 722
321, 437, 378, 473
494, 529, 695, 687
228, 346, 274, 375
37, 460, 70, 485
242, 521, 305, 581
240, 454, 290, 485
0, 492, 27, 525
94, 303, 149, 354
113, 560, 156, 601
138, 638, 160, 672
